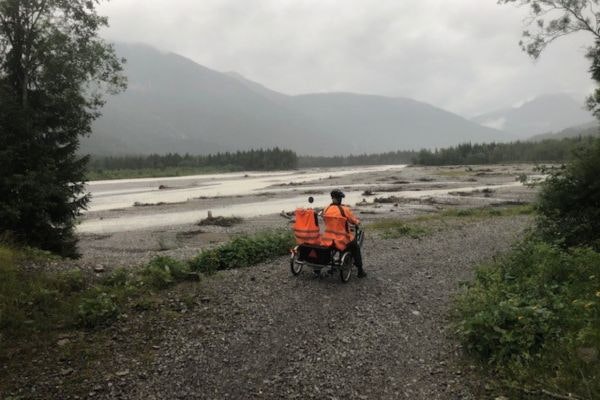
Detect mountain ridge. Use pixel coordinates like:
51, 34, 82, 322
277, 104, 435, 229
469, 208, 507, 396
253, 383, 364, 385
472, 93, 595, 138
83, 43, 512, 156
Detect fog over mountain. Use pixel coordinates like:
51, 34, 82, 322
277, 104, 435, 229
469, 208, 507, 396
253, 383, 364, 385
83, 43, 511, 156
529, 121, 600, 142
472, 93, 595, 139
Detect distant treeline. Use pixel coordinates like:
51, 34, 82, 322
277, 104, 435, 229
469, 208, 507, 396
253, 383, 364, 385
88, 136, 599, 176
88, 148, 298, 171
412, 136, 598, 165
298, 151, 417, 168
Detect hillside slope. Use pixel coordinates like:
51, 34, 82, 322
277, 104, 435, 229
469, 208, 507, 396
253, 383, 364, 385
84, 43, 509, 156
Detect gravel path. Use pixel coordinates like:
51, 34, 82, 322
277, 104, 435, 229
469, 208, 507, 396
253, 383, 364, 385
99, 215, 531, 400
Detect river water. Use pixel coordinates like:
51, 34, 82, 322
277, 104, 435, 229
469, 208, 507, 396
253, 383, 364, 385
86, 166, 405, 212
79, 165, 522, 234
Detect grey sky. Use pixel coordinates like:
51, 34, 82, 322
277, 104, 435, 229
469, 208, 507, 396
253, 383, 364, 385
98, 0, 596, 117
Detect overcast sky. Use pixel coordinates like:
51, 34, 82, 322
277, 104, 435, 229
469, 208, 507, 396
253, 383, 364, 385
98, 0, 596, 117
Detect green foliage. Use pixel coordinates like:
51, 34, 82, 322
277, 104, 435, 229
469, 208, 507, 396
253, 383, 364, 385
369, 220, 430, 239
88, 148, 298, 180
0, 0, 126, 257
190, 230, 294, 273
500, 0, 600, 128
0, 248, 187, 335
88, 166, 239, 181
536, 139, 600, 250
2, 231, 293, 336
455, 240, 600, 397
100, 268, 130, 288
0, 245, 86, 333
413, 137, 597, 166
439, 205, 534, 219
142, 256, 190, 289
77, 293, 119, 329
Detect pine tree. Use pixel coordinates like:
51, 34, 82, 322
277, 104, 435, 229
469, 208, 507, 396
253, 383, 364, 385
0, 0, 126, 256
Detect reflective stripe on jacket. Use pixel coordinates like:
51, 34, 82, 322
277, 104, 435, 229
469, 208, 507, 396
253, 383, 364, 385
293, 208, 321, 245
321, 204, 360, 250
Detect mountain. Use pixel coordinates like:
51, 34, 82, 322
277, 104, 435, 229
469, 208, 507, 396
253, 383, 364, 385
472, 93, 595, 138
287, 93, 511, 152
83, 43, 509, 156
529, 121, 599, 141
85, 43, 331, 156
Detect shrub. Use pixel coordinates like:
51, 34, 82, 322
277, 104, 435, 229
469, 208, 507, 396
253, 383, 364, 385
369, 220, 429, 239
439, 205, 533, 219
455, 239, 600, 397
536, 139, 600, 249
77, 293, 119, 329
54, 270, 86, 294
101, 267, 130, 288
190, 230, 294, 272
142, 256, 189, 289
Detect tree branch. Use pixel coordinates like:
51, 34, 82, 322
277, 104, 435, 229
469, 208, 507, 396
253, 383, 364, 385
562, 1, 600, 38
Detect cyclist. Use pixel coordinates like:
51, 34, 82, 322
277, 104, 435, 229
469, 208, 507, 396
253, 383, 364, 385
321, 189, 366, 278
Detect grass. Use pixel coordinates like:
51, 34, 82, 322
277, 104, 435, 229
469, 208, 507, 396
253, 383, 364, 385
435, 204, 534, 219
369, 220, 430, 239
0, 246, 189, 337
0, 230, 293, 339
368, 205, 534, 240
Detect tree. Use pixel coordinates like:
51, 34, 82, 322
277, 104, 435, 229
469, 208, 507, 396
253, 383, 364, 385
501, 1, 600, 248
536, 140, 600, 248
499, 0, 600, 117
0, 0, 126, 256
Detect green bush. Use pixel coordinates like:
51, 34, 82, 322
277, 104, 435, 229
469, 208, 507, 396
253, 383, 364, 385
190, 230, 293, 272
54, 270, 86, 293
455, 239, 600, 397
142, 256, 190, 289
369, 220, 430, 239
439, 205, 533, 219
536, 139, 600, 250
101, 267, 131, 288
77, 293, 119, 329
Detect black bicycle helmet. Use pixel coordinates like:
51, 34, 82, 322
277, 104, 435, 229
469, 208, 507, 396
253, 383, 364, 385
330, 189, 345, 199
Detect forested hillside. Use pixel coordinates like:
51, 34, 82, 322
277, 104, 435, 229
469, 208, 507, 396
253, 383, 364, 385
412, 136, 596, 165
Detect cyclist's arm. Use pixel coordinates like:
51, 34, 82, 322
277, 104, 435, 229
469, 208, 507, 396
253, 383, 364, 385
345, 207, 361, 226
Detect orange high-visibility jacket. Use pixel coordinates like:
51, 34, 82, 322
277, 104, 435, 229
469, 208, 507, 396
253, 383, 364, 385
293, 208, 321, 245
321, 204, 360, 251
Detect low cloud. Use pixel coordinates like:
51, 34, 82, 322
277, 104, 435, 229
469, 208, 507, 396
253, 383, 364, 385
98, 0, 595, 116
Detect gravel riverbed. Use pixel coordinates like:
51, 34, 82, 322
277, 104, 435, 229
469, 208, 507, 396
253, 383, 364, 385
2, 164, 538, 399
105, 216, 531, 400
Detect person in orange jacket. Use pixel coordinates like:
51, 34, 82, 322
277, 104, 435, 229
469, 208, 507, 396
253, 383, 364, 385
321, 189, 366, 278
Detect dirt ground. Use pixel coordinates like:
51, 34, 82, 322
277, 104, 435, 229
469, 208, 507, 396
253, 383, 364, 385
2, 164, 540, 399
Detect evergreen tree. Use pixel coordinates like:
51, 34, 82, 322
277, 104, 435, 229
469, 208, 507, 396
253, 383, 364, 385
0, 0, 126, 256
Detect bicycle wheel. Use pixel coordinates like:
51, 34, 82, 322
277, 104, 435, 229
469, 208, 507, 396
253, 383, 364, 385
290, 255, 303, 275
340, 253, 353, 283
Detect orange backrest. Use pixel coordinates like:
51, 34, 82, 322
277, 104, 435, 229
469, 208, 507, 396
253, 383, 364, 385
293, 208, 321, 245
322, 214, 353, 250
